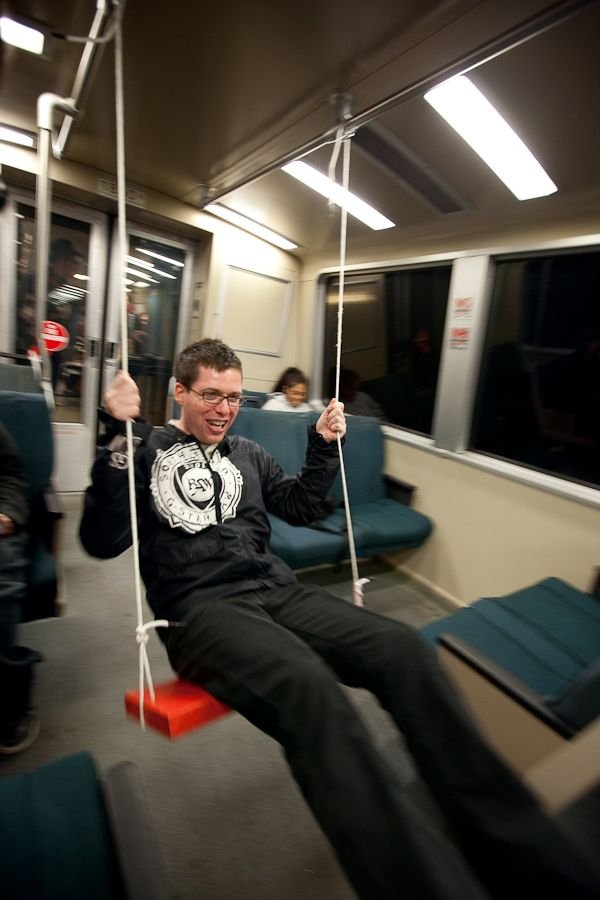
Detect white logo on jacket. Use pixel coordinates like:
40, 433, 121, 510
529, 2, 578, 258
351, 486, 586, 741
151, 442, 243, 533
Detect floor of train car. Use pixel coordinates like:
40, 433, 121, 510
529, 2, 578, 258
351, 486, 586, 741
0, 496, 471, 899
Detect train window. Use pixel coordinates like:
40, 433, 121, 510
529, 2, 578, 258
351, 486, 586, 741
14, 203, 90, 424
125, 236, 186, 425
470, 249, 600, 489
321, 266, 451, 435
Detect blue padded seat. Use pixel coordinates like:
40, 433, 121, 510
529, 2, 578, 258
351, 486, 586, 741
421, 577, 600, 730
242, 389, 268, 408
0, 390, 54, 498
317, 499, 432, 554
229, 407, 432, 569
230, 406, 310, 474
0, 752, 170, 900
0, 752, 123, 900
549, 658, 600, 730
268, 515, 347, 569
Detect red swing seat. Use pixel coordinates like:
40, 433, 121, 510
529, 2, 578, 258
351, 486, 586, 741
125, 679, 231, 739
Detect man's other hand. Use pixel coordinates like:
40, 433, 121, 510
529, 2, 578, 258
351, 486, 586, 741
104, 371, 141, 421
316, 399, 346, 443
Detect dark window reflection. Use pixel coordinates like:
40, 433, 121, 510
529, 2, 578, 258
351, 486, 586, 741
126, 237, 185, 425
471, 250, 600, 488
322, 266, 450, 435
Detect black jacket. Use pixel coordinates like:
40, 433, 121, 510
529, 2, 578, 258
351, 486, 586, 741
0, 423, 28, 529
79, 417, 341, 621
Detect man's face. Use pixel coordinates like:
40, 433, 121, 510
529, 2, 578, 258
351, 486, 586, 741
175, 366, 242, 444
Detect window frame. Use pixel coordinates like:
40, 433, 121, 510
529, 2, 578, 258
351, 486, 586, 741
313, 232, 600, 509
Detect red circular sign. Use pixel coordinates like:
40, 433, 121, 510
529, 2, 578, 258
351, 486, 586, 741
41, 320, 70, 353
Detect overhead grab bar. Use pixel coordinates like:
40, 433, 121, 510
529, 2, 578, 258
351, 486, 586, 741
54, 0, 118, 159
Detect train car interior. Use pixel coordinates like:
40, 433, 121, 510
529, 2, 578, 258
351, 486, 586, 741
1, 1, 600, 897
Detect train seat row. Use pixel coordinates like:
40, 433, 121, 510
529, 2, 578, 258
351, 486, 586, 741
421, 574, 600, 808
421, 575, 600, 737
228, 406, 433, 569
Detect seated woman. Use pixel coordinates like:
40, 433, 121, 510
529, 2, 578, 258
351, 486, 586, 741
263, 367, 313, 412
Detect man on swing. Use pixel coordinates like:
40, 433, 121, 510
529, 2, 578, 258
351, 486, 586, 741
80, 337, 599, 900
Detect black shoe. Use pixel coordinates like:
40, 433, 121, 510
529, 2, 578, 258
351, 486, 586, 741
0, 711, 40, 755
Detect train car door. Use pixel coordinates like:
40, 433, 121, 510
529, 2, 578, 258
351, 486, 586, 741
1, 190, 109, 491
103, 224, 194, 426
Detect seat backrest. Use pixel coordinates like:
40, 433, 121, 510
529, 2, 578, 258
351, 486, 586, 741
228, 407, 387, 503
0, 750, 171, 900
0, 390, 54, 496
229, 406, 315, 475
0, 752, 122, 899
243, 389, 268, 408
329, 414, 386, 505
0, 361, 41, 393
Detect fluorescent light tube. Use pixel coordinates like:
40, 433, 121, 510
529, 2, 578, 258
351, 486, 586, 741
282, 161, 395, 230
0, 17, 45, 55
126, 256, 176, 279
0, 125, 35, 148
135, 248, 184, 267
125, 267, 159, 283
204, 203, 298, 251
424, 75, 557, 201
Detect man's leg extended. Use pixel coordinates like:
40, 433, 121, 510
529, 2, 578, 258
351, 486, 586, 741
167, 590, 488, 900
264, 583, 600, 900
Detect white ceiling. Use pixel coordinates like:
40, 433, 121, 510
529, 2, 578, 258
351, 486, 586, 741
1, 0, 599, 260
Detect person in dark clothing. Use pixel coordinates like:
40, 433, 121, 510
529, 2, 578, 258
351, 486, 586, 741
80, 338, 600, 900
0, 423, 42, 754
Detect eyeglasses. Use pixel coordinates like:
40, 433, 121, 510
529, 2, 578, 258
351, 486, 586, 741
187, 387, 246, 407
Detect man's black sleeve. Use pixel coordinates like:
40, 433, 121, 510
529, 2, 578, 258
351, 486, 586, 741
262, 426, 341, 526
79, 414, 152, 559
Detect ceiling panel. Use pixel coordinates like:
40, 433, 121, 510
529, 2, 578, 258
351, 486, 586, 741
0, 0, 599, 259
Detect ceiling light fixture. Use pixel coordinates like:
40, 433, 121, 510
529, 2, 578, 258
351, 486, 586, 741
424, 75, 557, 201
282, 161, 395, 230
204, 203, 298, 251
0, 124, 36, 148
0, 16, 45, 55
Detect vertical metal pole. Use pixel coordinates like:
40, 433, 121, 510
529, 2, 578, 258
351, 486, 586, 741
34, 93, 77, 396
34, 124, 52, 386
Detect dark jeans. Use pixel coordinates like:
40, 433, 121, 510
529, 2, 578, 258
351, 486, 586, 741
167, 584, 599, 900
0, 532, 28, 659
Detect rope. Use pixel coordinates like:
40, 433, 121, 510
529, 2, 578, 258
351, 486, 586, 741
113, 8, 156, 729
111, 14, 364, 732
329, 132, 368, 607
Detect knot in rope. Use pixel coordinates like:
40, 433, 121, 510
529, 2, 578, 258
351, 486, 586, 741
352, 578, 370, 608
135, 624, 150, 646
135, 619, 170, 729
